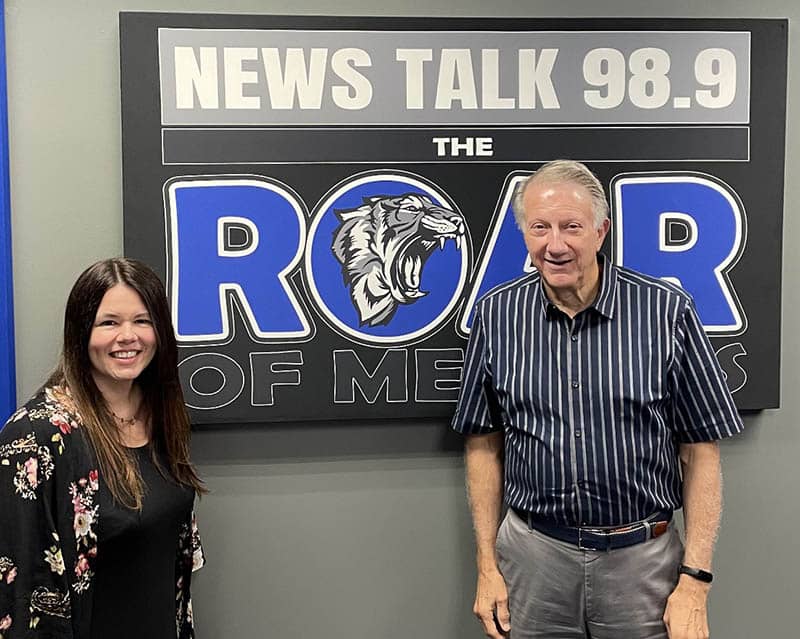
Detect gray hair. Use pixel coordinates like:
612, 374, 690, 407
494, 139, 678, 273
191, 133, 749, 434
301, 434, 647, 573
511, 159, 609, 230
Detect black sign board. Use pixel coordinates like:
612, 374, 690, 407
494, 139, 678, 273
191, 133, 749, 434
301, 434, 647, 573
120, 14, 786, 422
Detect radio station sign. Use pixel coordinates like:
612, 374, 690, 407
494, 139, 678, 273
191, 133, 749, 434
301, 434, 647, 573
158, 29, 749, 126
120, 14, 786, 423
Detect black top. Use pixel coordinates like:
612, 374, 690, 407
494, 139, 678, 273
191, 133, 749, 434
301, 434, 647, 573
91, 445, 194, 639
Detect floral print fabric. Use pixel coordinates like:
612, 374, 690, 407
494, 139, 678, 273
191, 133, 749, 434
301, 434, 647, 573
0, 388, 203, 638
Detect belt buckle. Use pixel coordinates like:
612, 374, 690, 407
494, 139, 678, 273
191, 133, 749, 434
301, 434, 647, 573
579, 523, 640, 551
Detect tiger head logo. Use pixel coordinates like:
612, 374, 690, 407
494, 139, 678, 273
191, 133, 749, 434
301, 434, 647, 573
331, 193, 466, 327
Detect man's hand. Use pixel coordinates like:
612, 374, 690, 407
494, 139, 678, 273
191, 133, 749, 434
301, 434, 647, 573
666, 440, 720, 639
465, 432, 508, 637
663, 576, 711, 639
473, 567, 511, 638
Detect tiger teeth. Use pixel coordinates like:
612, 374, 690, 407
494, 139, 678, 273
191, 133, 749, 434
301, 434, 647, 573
455, 235, 462, 250
404, 257, 413, 284
439, 237, 446, 250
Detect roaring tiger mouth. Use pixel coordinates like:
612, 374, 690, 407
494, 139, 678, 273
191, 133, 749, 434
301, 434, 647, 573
386, 212, 466, 303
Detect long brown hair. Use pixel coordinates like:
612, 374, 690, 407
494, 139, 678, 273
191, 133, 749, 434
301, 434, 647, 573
46, 257, 205, 508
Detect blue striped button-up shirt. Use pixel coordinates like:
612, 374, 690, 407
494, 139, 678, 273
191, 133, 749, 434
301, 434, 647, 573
452, 255, 744, 527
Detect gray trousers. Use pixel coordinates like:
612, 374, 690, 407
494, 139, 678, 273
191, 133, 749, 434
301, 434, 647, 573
496, 509, 683, 639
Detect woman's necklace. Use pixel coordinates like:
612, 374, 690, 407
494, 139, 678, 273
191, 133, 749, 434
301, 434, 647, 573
111, 408, 139, 427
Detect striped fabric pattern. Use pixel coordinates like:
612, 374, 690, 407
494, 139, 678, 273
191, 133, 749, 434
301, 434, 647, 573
452, 255, 744, 527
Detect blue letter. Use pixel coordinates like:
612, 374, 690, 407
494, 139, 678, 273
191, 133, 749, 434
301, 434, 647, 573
612, 173, 745, 333
305, 171, 470, 346
167, 176, 311, 342
458, 173, 531, 334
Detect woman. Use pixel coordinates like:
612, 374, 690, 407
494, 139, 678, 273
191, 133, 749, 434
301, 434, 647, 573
0, 258, 205, 639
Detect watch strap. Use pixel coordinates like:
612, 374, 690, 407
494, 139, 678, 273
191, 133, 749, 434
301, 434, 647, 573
678, 564, 713, 583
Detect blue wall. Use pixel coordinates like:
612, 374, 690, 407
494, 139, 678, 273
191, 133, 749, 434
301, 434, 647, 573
0, 0, 16, 422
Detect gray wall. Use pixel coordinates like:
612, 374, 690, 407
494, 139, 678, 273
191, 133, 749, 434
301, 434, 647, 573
5, 1, 798, 637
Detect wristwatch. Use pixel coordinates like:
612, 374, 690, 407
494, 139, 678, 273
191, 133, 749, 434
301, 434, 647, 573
678, 564, 713, 583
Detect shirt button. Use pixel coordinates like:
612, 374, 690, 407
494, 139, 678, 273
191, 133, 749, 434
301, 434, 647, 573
577, 480, 587, 488
571, 335, 578, 342
572, 381, 579, 389
575, 430, 582, 438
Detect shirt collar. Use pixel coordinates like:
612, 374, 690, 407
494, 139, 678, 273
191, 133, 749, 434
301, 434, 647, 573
538, 253, 618, 320
592, 254, 617, 319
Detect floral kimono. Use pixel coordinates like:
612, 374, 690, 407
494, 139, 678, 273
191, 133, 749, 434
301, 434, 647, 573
0, 387, 204, 638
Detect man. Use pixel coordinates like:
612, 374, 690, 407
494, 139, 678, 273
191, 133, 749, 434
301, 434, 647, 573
452, 160, 743, 639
